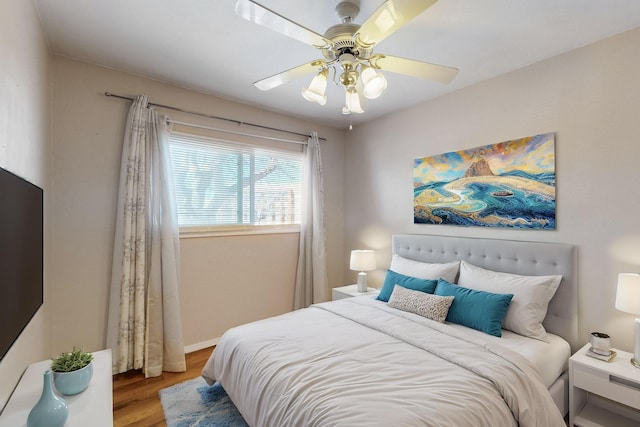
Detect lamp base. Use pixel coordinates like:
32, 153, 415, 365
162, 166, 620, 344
632, 318, 640, 369
357, 272, 368, 292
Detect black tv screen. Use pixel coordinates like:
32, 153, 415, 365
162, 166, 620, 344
0, 166, 43, 361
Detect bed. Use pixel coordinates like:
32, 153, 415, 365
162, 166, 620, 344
202, 234, 578, 426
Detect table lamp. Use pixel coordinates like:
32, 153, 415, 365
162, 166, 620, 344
350, 250, 376, 292
615, 272, 640, 368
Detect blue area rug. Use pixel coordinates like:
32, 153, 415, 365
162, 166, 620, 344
159, 377, 249, 427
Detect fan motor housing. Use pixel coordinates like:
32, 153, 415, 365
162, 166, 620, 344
322, 23, 372, 61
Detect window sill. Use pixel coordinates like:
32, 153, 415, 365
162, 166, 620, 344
179, 224, 300, 239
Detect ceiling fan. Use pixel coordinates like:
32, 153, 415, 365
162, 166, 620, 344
235, 0, 458, 115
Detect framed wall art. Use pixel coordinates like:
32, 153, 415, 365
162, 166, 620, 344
413, 132, 556, 229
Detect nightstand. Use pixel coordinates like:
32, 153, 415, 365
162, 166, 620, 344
332, 284, 380, 301
569, 343, 640, 426
0, 349, 113, 427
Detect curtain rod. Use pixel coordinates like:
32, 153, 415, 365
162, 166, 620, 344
168, 120, 307, 145
104, 92, 326, 142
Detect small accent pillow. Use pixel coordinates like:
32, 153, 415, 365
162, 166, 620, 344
389, 254, 460, 283
457, 261, 562, 341
376, 270, 438, 302
388, 285, 454, 322
435, 278, 513, 337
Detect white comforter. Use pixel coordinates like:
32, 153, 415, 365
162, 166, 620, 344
202, 297, 565, 427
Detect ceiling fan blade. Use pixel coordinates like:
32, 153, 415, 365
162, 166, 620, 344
356, 0, 437, 48
236, 0, 330, 49
254, 61, 326, 91
370, 54, 458, 84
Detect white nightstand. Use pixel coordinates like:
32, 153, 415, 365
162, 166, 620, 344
332, 284, 380, 301
569, 343, 640, 426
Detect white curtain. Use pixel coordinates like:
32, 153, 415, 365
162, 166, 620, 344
106, 94, 186, 376
294, 132, 328, 309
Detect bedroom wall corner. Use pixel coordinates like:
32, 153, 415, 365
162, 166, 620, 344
342, 26, 640, 353
0, 0, 52, 410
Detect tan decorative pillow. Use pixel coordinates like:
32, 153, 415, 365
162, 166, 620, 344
388, 285, 454, 322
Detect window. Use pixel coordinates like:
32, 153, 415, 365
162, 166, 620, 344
169, 133, 302, 233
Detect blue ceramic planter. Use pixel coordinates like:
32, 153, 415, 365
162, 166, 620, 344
53, 362, 93, 395
27, 370, 68, 427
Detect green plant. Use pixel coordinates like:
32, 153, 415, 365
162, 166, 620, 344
51, 347, 94, 373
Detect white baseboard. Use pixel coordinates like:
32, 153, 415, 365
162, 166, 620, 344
184, 337, 220, 354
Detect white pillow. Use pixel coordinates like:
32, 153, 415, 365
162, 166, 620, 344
457, 260, 562, 341
388, 285, 454, 323
390, 254, 459, 283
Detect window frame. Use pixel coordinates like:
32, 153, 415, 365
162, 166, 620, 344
168, 131, 303, 238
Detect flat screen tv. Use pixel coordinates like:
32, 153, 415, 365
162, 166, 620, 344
0, 166, 43, 361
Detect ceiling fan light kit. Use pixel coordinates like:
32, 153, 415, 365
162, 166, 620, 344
236, 0, 458, 116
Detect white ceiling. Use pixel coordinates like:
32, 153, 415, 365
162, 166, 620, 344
34, 0, 640, 128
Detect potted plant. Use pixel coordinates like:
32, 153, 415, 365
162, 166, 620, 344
51, 347, 94, 395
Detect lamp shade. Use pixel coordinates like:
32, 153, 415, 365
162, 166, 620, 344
301, 70, 328, 105
615, 273, 640, 315
361, 66, 387, 99
342, 87, 364, 114
350, 250, 376, 272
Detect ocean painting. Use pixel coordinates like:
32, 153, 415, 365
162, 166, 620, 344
413, 133, 556, 229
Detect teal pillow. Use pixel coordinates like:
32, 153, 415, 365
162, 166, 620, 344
434, 279, 513, 337
377, 270, 438, 302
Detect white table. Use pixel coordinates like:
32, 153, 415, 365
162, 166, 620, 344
569, 343, 640, 426
0, 349, 113, 427
332, 284, 380, 300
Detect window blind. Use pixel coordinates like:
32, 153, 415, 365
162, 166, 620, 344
169, 133, 302, 228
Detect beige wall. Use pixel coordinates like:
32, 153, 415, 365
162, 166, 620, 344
343, 27, 640, 352
180, 233, 300, 348
49, 56, 345, 354
0, 0, 51, 410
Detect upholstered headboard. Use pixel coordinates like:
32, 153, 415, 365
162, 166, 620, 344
392, 234, 579, 352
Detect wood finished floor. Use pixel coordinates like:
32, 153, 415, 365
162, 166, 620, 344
113, 347, 214, 426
